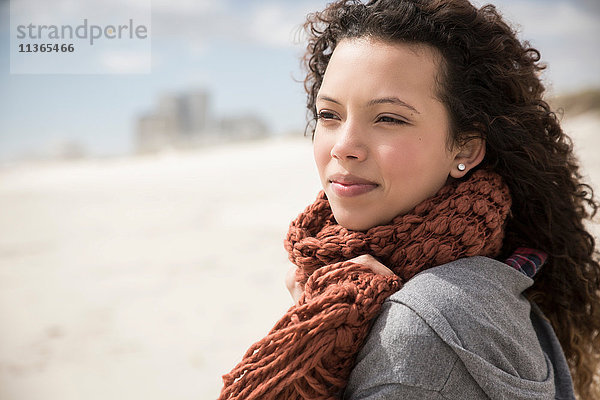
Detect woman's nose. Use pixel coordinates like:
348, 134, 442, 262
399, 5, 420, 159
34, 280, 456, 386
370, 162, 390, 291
330, 121, 367, 161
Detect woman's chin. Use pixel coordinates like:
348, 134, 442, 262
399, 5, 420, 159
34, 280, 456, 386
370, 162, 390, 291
333, 213, 380, 232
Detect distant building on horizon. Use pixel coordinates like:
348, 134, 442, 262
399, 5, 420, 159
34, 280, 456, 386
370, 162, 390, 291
135, 89, 269, 154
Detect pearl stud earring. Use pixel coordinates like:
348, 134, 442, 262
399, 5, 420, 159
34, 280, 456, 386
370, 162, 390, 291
457, 163, 466, 171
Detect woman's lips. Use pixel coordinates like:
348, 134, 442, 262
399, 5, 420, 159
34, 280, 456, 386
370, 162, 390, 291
329, 174, 379, 197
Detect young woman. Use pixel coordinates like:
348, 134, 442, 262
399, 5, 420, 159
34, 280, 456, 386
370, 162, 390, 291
219, 1, 600, 399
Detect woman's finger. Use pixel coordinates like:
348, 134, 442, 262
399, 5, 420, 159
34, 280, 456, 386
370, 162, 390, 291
347, 254, 395, 276
285, 264, 305, 304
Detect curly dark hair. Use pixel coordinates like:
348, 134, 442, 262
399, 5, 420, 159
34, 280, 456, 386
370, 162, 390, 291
302, 0, 600, 398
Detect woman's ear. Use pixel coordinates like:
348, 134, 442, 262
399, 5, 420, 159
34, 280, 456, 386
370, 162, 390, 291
449, 135, 486, 178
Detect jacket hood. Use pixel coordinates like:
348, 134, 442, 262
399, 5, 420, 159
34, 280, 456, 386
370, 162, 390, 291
390, 256, 555, 400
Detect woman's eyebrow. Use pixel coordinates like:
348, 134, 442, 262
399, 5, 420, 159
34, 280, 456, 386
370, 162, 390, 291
317, 95, 420, 115
316, 95, 342, 105
367, 97, 421, 114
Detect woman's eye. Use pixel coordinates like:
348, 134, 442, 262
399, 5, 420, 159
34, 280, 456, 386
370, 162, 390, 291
377, 115, 407, 125
317, 111, 338, 120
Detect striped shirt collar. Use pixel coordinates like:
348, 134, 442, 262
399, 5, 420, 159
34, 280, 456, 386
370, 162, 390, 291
504, 247, 547, 278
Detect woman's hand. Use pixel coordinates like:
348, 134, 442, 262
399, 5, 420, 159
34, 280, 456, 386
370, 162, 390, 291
285, 264, 305, 305
348, 254, 395, 276
285, 255, 395, 304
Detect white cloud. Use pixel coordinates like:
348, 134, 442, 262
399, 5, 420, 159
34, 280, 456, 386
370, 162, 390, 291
470, 0, 600, 92
149, 0, 325, 49
248, 4, 298, 47
99, 50, 151, 73
246, 2, 322, 48
498, 1, 599, 38
151, 0, 219, 15
11, 0, 151, 22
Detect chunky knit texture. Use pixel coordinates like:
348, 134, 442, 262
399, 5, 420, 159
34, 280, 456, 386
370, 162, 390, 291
219, 170, 511, 400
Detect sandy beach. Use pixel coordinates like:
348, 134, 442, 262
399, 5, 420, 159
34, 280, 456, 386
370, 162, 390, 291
0, 113, 598, 400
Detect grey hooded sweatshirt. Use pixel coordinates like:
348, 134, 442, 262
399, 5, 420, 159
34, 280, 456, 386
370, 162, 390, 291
344, 256, 575, 400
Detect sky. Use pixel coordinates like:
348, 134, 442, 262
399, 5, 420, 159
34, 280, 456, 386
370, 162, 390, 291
0, 0, 599, 162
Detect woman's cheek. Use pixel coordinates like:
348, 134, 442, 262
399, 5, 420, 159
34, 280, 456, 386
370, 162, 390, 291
379, 142, 415, 171
313, 134, 333, 180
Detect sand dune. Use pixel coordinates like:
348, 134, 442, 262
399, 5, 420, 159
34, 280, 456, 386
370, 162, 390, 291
0, 114, 598, 399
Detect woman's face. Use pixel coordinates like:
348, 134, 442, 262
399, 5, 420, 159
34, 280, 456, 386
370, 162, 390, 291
313, 38, 464, 231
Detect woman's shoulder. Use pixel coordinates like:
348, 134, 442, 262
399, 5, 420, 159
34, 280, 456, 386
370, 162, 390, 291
345, 256, 557, 400
388, 256, 549, 378
388, 256, 535, 332
345, 297, 477, 399
393, 255, 534, 304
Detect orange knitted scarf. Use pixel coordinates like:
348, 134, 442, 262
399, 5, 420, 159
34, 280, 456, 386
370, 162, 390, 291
219, 169, 511, 400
